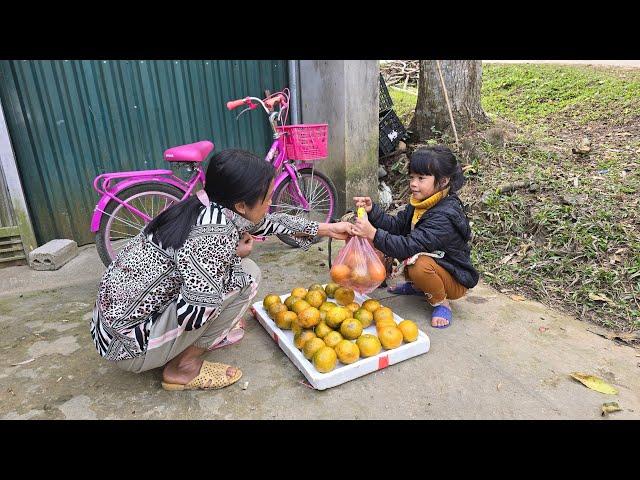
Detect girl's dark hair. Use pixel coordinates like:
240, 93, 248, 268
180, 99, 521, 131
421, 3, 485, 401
409, 145, 465, 192
143, 149, 276, 250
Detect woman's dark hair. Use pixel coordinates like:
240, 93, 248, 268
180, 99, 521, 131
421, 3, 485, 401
409, 145, 465, 192
143, 149, 276, 250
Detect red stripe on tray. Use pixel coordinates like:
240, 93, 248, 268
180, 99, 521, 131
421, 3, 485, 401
272, 332, 279, 345
378, 355, 389, 370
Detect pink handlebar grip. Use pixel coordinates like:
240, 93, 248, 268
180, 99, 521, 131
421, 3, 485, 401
227, 98, 248, 110
264, 94, 285, 110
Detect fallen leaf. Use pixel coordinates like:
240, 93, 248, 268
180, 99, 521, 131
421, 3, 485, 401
588, 293, 615, 305
500, 288, 514, 293
601, 402, 622, 416
299, 380, 315, 390
483, 271, 495, 277
11, 358, 35, 366
500, 253, 516, 264
510, 295, 526, 302
570, 372, 618, 395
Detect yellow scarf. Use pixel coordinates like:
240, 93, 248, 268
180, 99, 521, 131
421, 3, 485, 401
410, 187, 450, 226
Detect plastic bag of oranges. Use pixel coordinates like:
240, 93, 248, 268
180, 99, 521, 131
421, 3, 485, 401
330, 208, 387, 294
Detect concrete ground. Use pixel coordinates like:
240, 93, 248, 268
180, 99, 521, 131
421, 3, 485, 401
1, 238, 638, 419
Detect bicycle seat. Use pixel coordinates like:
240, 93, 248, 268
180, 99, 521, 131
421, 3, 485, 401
163, 141, 214, 162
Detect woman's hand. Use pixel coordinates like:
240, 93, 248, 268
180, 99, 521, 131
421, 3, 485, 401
236, 232, 254, 258
352, 215, 376, 241
353, 196, 373, 213
317, 221, 353, 240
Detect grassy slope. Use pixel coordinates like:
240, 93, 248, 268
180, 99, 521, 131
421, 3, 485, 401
389, 65, 640, 333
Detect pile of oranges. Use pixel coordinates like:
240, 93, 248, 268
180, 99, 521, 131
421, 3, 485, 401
262, 282, 419, 373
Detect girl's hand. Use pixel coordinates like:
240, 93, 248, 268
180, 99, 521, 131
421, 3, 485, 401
328, 221, 353, 240
236, 232, 254, 258
352, 216, 376, 241
353, 196, 373, 213
317, 221, 353, 240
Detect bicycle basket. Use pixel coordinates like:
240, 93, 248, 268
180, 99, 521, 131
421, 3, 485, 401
276, 124, 328, 161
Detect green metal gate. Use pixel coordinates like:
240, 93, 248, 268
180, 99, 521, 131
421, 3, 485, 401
0, 60, 289, 246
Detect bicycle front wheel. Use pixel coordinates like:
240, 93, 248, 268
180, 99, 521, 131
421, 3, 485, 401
95, 182, 184, 266
271, 168, 337, 248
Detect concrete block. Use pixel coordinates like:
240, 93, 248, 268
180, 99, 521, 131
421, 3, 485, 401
29, 239, 78, 271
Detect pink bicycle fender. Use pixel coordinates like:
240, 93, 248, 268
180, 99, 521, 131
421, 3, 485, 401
90, 176, 188, 232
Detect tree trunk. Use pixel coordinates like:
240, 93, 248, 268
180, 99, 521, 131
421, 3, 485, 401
411, 60, 488, 140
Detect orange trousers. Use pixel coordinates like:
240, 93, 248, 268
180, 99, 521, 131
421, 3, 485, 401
405, 255, 467, 306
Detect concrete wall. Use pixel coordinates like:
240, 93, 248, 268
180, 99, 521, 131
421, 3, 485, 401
299, 61, 379, 217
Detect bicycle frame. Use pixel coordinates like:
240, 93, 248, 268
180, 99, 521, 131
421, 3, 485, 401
90, 165, 205, 233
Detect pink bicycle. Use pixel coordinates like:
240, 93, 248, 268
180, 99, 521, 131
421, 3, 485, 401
91, 88, 337, 267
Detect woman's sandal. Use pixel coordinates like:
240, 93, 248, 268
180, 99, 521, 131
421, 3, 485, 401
431, 304, 453, 329
161, 361, 243, 391
387, 282, 424, 296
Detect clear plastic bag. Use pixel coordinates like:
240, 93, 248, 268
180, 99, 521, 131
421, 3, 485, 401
330, 208, 387, 294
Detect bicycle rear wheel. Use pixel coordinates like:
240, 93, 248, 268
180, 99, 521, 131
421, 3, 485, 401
271, 168, 337, 248
95, 182, 184, 266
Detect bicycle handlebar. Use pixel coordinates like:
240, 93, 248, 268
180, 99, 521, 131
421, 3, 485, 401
227, 98, 249, 110
265, 94, 286, 110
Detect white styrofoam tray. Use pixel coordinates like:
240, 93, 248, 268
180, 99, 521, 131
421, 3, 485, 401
252, 286, 430, 390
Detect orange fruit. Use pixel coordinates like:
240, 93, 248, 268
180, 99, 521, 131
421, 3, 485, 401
362, 299, 382, 313
275, 310, 297, 330
268, 302, 288, 319
303, 337, 326, 360
340, 318, 363, 340
293, 330, 316, 350
291, 317, 303, 335
376, 318, 397, 333
368, 262, 387, 283
324, 283, 340, 298
263, 294, 282, 310
323, 330, 343, 348
334, 340, 360, 364
356, 334, 382, 357
284, 295, 299, 310
378, 326, 403, 350
308, 283, 325, 292
330, 264, 352, 284
304, 290, 326, 309
291, 299, 311, 315
297, 307, 321, 328
398, 320, 419, 342
353, 308, 374, 328
349, 266, 369, 286
319, 302, 337, 313
325, 306, 350, 329
373, 306, 394, 324
334, 287, 355, 306
291, 287, 308, 298
313, 346, 337, 373
345, 302, 361, 314
314, 321, 333, 339
319, 311, 327, 323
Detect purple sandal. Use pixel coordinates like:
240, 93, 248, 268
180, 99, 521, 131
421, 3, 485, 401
387, 282, 424, 296
431, 304, 452, 329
